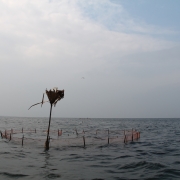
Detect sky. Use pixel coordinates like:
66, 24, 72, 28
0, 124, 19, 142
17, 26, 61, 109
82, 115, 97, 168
0, 0, 180, 118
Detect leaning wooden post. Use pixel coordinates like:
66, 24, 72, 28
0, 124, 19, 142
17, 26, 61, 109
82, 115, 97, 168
83, 136, 85, 148
45, 103, 53, 150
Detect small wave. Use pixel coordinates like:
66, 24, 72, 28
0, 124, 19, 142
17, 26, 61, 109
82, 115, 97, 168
89, 164, 108, 168
113, 155, 132, 160
119, 161, 165, 170
151, 151, 166, 155
0, 172, 28, 177
105, 170, 118, 174
45, 173, 61, 179
150, 168, 180, 179
161, 168, 180, 176
173, 161, 180, 164
0, 152, 11, 155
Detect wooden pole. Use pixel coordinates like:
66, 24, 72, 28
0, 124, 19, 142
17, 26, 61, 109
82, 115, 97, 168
9, 133, 11, 141
132, 128, 133, 141
124, 130, 126, 143
83, 136, 85, 148
108, 129, 109, 144
45, 104, 53, 150
22, 135, 24, 146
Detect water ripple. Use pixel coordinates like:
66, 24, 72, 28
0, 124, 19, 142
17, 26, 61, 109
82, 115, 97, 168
0, 172, 28, 177
0, 117, 180, 180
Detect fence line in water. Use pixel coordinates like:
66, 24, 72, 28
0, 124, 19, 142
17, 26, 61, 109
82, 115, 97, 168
0, 128, 140, 148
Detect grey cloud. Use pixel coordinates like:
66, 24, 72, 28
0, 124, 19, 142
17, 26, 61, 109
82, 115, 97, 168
0, 0, 179, 118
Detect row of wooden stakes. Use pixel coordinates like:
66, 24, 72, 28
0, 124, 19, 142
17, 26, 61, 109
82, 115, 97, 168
0, 128, 63, 136
1, 128, 140, 148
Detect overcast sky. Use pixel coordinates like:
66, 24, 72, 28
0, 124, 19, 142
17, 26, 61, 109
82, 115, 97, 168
0, 0, 180, 118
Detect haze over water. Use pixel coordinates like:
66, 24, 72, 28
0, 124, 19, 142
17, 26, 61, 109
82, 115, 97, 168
0, 117, 180, 180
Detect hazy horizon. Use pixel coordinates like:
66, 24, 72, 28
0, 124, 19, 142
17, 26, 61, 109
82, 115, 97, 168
1, 115, 180, 119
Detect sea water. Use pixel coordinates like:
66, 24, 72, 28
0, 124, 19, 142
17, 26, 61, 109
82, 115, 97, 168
0, 117, 180, 180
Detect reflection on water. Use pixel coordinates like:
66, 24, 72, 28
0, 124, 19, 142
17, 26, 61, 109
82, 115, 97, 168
0, 117, 180, 179
42, 151, 61, 179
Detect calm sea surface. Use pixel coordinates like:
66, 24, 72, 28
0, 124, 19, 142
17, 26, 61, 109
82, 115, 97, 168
0, 117, 180, 180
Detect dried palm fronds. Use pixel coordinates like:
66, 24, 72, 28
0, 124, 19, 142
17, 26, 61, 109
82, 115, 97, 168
46, 88, 64, 106
28, 88, 64, 110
